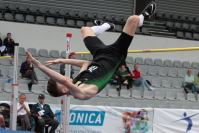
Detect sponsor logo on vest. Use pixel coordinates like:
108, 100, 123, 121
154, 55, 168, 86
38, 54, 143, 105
88, 65, 98, 72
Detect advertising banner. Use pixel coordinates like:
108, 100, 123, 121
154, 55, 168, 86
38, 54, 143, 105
54, 105, 153, 133
153, 108, 199, 133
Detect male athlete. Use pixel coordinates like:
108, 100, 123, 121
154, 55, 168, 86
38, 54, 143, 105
26, 1, 156, 100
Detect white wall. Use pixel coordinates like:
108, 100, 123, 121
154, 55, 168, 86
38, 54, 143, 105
0, 21, 199, 62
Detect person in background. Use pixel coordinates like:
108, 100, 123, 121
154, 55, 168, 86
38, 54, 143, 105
60, 52, 76, 78
194, 71, 199, 91
131, 64, 154, 97
114, 63, 132, 91
183, 69, 196, 94
3, 33, 15, 55
0, 114, 5, 129
20, 56, 38, 92
17, 94, 31, 131
31, 94, 59, 133
0, 37, 6, 56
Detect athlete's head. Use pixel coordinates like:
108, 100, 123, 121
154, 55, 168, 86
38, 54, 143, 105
47, 79, 70, 97
47, 79, 63, 97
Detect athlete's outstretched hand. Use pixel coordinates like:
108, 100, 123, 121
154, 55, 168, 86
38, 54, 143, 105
45, 59, 62, 66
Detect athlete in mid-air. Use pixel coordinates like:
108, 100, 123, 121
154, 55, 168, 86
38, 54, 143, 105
26, 1, 156, 100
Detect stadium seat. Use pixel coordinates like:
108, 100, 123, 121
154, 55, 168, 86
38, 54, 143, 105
174, 22, 182, 29
148, 67, 158, 76
166, 91, 177, 100
176, 31, 184, 38
18, 83, 32, 94
182, 23, 190, 30
4, 82, 12, 93
66, 19, 75, 27
135, 57, 144, 65
172, 80, 182, 89
158, 67, 168, 77
86, 21, 94, 27
49, 50, 59, 58
126, 56, 134, 64
56, 18, 65, 26
193, 33, 199, 40
79, 12, 89, 19
46, 17, 56, 25
36, 16, 45, 24
192, 62, 199, 69
161, 78, 172, 88
76, 20, 85, 28
18, 47, 26, 56
163, 60, 173, 67
184, 32, 193, 39
144, 58, 154, 65
29, 6, 39, 13
187, 93, 197, 101
18, 4, 29, 12
154, 90, 166, 100
120, 89, 131, 98
132, 89, 142, 99
166, 21, 174, 28
4, 13, 14, 21
32, 83, 46, 94
0, 58, 11, 66
15, 14, 24, 22
168, 68, 178, 77
143, 90, 154, 99
154, 59, 163, 66
190, 24, 197, 32
182, 61, 191, 68
107, 88, 118, 98
114, 24, 123, 32
173, 60, 182, 68
25, 15, 35, 23
151, 78, 161, 88
38, 49, 49, 57
8, 3, 18, 11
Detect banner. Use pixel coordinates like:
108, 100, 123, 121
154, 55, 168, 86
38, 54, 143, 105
54, 105, 153, 133
153, 108, 199, 133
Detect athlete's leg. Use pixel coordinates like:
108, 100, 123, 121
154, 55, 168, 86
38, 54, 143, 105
122, 15, 142, 36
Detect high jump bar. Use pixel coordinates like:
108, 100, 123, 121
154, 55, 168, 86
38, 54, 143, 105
75, 47, 199, 54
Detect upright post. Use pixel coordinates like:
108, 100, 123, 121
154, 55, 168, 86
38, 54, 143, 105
60, 33, 72, 133
10, 43, 19, 130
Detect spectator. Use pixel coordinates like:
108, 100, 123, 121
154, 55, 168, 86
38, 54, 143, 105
31, 94, 59, 133
17, 94, 31, 131
183, 69, 197, 96
0, 37, 6, 56
3, 33, 15, 55
20, 56, 38, 92
131, 64, 154, 97
0, 114, 5, 129
60, 52, 76, 78
194, 72, 199, 91
114, 64, 132, 91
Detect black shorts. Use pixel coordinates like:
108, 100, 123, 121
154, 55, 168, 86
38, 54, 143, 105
73, 32, 133, 92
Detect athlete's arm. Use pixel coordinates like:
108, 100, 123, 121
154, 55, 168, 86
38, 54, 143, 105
46, 58, 90, 68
